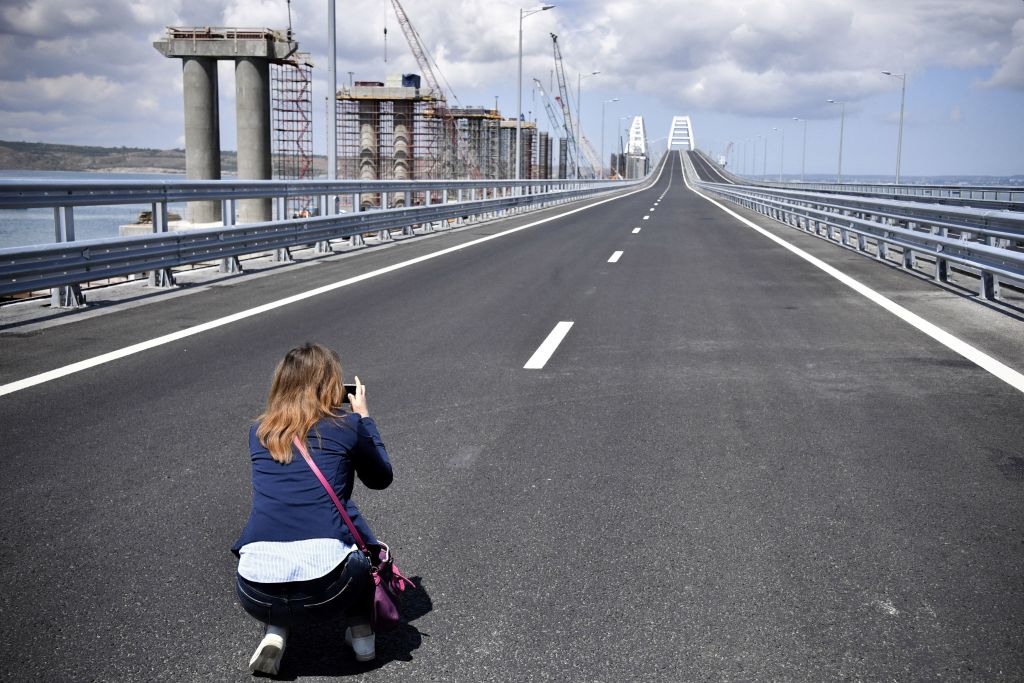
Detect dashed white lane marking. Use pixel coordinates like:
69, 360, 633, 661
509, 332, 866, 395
682, 161, 1024, 395
608, 251, 623, 263
632, 227, 641, 234
524, 321, 574, 370
0, 158, 674, 397
643, 215, 650, 220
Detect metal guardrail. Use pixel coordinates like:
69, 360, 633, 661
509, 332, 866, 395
684, 152, 1024, 304
705, 156, 1024, 212
0, 175, 644, 306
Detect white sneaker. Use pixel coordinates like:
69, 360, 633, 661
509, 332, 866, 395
248, 625, 287, 675
344, 624, 376, 662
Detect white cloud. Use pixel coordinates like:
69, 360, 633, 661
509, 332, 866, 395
0, 73, 122, 109
981, 19, 1024, 89
0, 0, 1021, 157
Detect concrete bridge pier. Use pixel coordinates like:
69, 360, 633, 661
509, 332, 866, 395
235, 57, 272, 223
154, 27, 298, 225
182, 57, 222, 224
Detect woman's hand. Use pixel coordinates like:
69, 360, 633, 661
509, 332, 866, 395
349, 375, 369, 418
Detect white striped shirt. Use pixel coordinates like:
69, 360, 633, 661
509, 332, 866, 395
237, 538, 359, 583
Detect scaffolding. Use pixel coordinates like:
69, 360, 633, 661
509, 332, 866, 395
451, 107, 501, 179
271, 52, 314, 217
335, 81, 449, 210
536, 131, 551, 179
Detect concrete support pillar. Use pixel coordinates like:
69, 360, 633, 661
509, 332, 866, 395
359, 100, 379, 209
235, 57, 272, 223
182, 57, 222, 224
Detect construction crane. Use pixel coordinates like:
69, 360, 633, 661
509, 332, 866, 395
388, 0, 481, 177
578, 134, 600, 178
388, 0, 448, 101
719, 141, 734, 167
534, 78, 563, 138
550, 33, 578, 179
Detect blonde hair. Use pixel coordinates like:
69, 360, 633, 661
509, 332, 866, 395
256, 343, 346, 464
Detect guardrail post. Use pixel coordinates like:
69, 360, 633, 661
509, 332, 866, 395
272, 244, 292, 262
149, 201, 176, 288
980, 271, 1000, 300
50, 205, 86, 308
935, 255, 948, 283
877, 233, 889, 262
902, 248, 916, 271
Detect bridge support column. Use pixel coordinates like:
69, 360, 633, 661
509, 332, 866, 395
235, 57, 272, 224
182, 57, 222, 224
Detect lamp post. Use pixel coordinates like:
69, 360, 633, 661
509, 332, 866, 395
576, 70, 599, 179
618, 115, 632, 178
753, 136, 760, 179
882, 71, 906, 184
792, 117, 806, 181
827, 98, 845, 183
762, 133, 768, 178
600, 97, 619, 179
772, 126, 784, 182
517, 4, 555, 181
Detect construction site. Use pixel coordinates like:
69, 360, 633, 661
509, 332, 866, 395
158, 1, 649, 220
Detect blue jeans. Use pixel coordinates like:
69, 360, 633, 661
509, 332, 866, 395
236, 550, 374, 628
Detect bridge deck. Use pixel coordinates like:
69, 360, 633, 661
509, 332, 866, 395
1, 154, 1022, 680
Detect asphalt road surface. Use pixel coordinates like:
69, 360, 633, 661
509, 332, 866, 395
1, 153, 1022, 682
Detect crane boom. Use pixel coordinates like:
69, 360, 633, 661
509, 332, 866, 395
533, 78, 563, 136
579, 134, 600, 178
388, 0, 480, 177
388, 0, 443, 99
550, 33, 578, 178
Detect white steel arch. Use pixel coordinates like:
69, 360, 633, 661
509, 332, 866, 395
667, 115, 695, 150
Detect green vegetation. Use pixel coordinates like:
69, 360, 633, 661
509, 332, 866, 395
0, 140, 239, 173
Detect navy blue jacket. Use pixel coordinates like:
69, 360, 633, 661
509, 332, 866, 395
232, 413, 393, 555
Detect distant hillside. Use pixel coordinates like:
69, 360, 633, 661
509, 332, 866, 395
0, 140, 329, 175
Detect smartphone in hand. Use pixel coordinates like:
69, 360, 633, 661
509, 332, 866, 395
342, 383, 357, 404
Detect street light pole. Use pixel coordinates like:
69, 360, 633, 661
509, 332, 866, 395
772, 126, 784, 182
827, 99, 845, 183
793, 117, 806, 181
576, 70, 599, 179
753, 136, 759, 179
882, 71, 906, 184
600, 97, 619, 179
762, 134, 767, 178
516, 5, 555, 181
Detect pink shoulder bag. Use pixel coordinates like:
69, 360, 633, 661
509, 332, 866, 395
292, 435, 414, 631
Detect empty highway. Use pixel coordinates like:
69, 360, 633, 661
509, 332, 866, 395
1, 153, 1022, 681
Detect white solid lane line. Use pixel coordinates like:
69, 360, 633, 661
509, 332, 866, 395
632, 227, 641, 234
524, 321, 575, 370
682, 161, 1024, 395
608, 251, 623, 263
0, 158, 674, 397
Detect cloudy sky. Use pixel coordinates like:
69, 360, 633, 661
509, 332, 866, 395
1, 0, 1022, 177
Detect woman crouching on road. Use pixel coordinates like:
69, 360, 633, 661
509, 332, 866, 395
232, 343, 393, 675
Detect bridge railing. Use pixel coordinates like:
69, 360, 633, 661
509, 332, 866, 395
684, 152, 1024, 304
0, 175, 644, 307
707, 156, 1023, 212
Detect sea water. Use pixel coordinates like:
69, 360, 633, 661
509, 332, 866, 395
0, 170, 190, 250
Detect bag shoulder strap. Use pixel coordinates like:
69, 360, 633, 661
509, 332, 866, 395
292, 434, 369, 554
